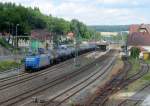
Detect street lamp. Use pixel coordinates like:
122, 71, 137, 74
15, 24, 19, 47
94, 32, 96, 56
11, 23, 14, 35
16, 24, 19, 36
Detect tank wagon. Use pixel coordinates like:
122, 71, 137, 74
24, 44, 97, 72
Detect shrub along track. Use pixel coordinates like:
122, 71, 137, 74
0, 50, 116, 106
84, 59, 149, 106
0, 65, 25, 79
0, 65, 24, 74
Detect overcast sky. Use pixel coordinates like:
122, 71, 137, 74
1, 0, 150, 25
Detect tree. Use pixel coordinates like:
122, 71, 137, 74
0, 3, 94, 40
70, 19, 94, 39
130, 47, 140, 59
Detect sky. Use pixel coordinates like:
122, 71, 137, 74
0, 0, 150, 25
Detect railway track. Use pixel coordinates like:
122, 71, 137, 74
118, 82, 150, 106
0, 61, 71, 90
0, 50, 116, 106
0, 52, 90, 87
0, 56, 75, 82
0, 65, 25, 79
0, 52, 90, 82
87, 60, 149, 106
84, 60, 131, 106
43, 56, 116, 106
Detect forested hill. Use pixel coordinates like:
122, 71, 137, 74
89, 25, 129, 32
0, 3, 94, 39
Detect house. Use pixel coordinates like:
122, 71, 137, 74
31, 29, 52, 41
31, 29, 53, 49
67, 32, 74, 40
127, 24, 150, 59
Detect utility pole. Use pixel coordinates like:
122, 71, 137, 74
15, 24, 20, 76
121, 31, 124, 45
7, 22, 11, 43
11, 23, 13, 35
94, 32, 96, 56
9, 23, 10, 35
74, 23, 80, 67
16, 24, 19, 47
50, 24, 53, 49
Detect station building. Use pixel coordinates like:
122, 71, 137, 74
96, 42, 109, 51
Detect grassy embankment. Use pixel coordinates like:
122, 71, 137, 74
107, 58, 150, 106
122, 58, 150, 92
145, 60, 150, 64
0, 38, 22, 72
0, 61, 22, 72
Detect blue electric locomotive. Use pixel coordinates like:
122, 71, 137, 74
25, 54, 50, 71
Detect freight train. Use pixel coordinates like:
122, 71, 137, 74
24, 44, 97, 72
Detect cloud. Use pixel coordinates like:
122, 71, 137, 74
97, 0, 127, 4
96, 0, 150, 8
0, 0, 150, 25
51, 0, 150, 25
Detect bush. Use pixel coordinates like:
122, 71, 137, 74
0, 61, 21, 72
130, 47, 140, 59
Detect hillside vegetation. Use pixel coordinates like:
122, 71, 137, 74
0, 3, 94, 39
0, 61, 21, 72
0, 38, 12, 49
89, 25, 129, 32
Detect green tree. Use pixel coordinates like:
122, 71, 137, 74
0, 3, 94, 40
130, 47, 141, 59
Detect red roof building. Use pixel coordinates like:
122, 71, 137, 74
31, 29, 52, 41
67, 32, 74, 39
128, 24, 150, 58
128, 24, 150, 46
